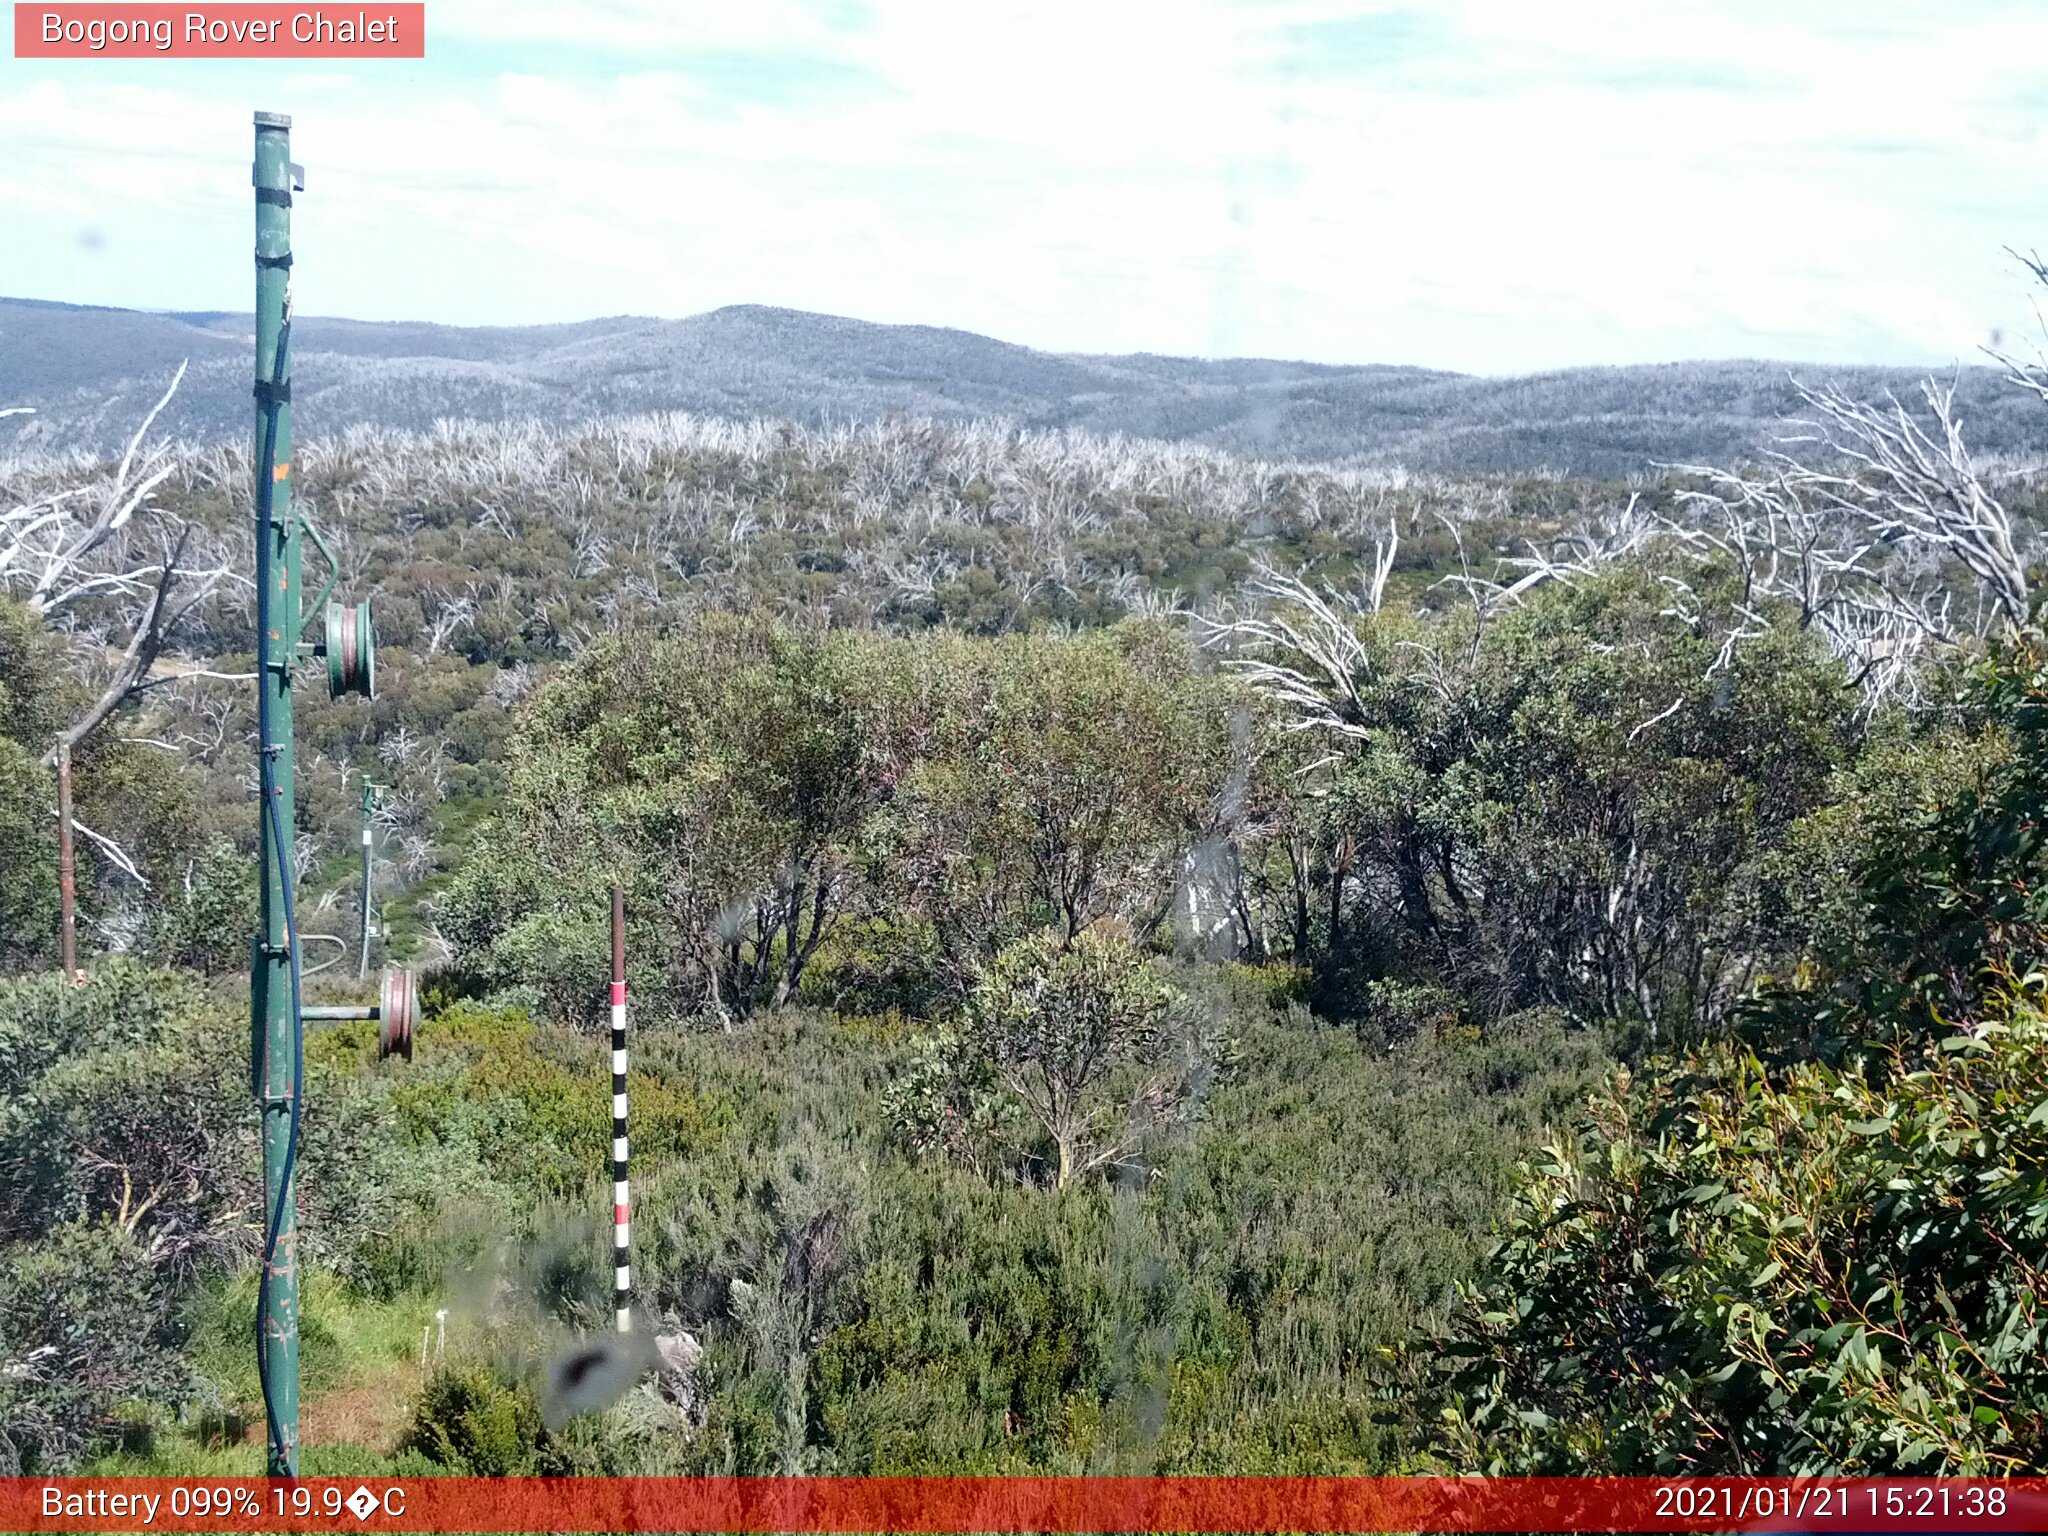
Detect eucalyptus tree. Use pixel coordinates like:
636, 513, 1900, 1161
875, 622, 1249, 981
443, 614, 897, 1025
1211, 539, 1855, 1032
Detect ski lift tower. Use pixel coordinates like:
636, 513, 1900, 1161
248, 110, 413, 1477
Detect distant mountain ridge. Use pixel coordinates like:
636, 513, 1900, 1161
1, 295, 2036, 478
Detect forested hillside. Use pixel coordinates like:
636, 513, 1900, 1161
4, 343, 2048, 1475
6, 294, 2040, 478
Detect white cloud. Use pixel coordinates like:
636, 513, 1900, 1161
3, 0, 2046, 371
430, 0, 861, 56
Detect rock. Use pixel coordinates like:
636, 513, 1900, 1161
653, 1330, 705, 1419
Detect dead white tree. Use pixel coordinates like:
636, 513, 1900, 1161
1779, 378, 2027, 626
1985, 248, 2048, 412
4, 365, 186, 616
2, 365, 238, 765
417, 583, 478, 655
1200, 519, 1398, 745
1430, 494, 1653, 628
1667, 374, 2035, 704
2, 367, 239, 954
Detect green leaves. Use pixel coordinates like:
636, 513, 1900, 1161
892, 927, 1220, 1191
1744, 636, 2048, 1062
1238, 562, 1856, 1033
1435, 1004, 2048, 1473
1428, 635, 2048, 1471
451, 616, 1248, 1024
446, 615, 896, 1022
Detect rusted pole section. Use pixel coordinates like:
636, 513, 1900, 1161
56, 742, 76, 977
611, 883, 632, 1332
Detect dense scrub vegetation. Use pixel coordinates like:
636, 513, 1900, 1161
1442, 640, 2048, 1470
4, 364, 2048, 1476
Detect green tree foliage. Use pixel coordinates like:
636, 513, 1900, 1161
1439, 1020, 2048, 1472
447, 618, 1245, 1023
0, 596, 71, 969
443, 615, 892, 1024
1435, 638, 2048, 1472
1233, 564, 1857, 1034
875, 625, 1244, 973
140, 843, 259, 974
0, 596, 216, 973
891, 928, 1222, 1188
1749, 638, 2048, 1057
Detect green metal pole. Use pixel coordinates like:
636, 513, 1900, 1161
252, 107, 300, 1479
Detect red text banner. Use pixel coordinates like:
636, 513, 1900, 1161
7, 1477, 2048, 1533
14, 4, 425, 58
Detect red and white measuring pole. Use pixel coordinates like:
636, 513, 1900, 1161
610, 883, 632, 1333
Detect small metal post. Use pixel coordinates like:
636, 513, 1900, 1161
611, 884, 631, 1333
55, 742, 76, 978
358, 781, 375, 980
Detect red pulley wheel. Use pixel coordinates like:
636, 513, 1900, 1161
378, 967, 416, 1061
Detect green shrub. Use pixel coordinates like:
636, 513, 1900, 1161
1356, 978, 1462, 1048
389, 1008, 732, 1202
0, 1219, 194, 1474
890, 930, 1222, 1189
1438, 1014, 2048, 1472
408, 1363, 548, 1475
0, 962, 214, 1100
796, 915, 946, 1019
1214, 959, 1310, 1013
1435, 639, 2048, 1473
0, 967, 254, 1264
141, 843, 258, 975
0, 736, 57, 974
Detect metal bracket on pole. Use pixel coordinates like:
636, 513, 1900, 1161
301, 513, 341, 620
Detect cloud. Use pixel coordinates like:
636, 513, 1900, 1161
431, 0, 871, 56
3, 0, 2046, 371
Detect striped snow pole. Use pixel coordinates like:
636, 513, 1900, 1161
357, 782, 375, 980
610, 883, 631, 1333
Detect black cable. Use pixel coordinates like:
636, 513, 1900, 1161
252, 311, 304, 1474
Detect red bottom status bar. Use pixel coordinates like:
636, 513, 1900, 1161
9, 1476, 2048, 1533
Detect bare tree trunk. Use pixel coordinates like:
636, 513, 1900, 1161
56, 742, 77, 977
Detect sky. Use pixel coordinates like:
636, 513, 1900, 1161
4, 0, 2048, 374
